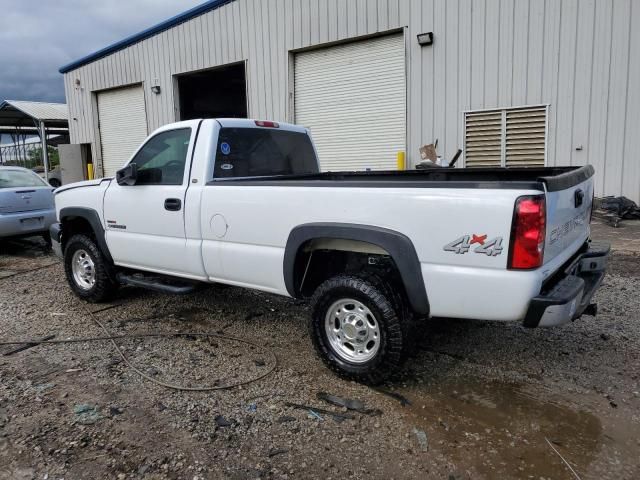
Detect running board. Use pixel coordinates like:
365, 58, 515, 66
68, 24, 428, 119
116, 272, 198, 295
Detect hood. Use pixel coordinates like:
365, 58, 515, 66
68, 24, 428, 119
55, 178, 111, 195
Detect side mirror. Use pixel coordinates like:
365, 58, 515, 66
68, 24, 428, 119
116, 163, 138, 186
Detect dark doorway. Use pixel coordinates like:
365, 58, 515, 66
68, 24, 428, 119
177, 62, 248, 120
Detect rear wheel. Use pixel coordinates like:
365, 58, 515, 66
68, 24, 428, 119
64, 234, 117, 302
309, 275, 409, 384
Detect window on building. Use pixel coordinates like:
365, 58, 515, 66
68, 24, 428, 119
131, 128, 191, 185
463, 105, 548, 168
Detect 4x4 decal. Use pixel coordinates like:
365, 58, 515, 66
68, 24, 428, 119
444, 234, 504, 256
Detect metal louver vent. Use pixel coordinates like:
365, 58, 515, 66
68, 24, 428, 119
464, 110, 503, 167
505, 107, 547, 167
464, 105, 548, 168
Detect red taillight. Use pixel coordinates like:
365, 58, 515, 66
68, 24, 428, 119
255, 120, 279, 128
508, 195, 546, 269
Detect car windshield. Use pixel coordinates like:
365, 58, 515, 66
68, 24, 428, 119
0, 169, 48, 188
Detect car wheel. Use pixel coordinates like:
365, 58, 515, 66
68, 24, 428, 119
64, 234, 117, 303
309, 275, 409, 384
48, 178, 61, 188
42, 232, 52, 250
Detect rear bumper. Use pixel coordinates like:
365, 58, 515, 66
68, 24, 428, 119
523, 242, 610, 328
0, 208, 56, 238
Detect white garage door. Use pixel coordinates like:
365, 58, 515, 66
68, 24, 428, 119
295, 34, 406, 171
97, 85, 148, 177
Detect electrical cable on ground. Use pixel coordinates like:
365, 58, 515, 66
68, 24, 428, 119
0, 262, 58, 280
1, 313, 278, 391
86, 306, 278, 391
0, 264, 278, 391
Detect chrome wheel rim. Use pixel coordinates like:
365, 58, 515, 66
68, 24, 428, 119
71, 249, 96, 290
324, 298, 381, 364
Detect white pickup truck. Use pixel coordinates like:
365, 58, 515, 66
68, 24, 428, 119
51, 118, 609, 383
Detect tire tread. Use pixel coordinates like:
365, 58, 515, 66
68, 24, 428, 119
64, 234, 117, 303
309, 274, 409, 384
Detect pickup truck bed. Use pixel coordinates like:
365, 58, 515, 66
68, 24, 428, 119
50, 118, 609, 384
209, 165, 591, 188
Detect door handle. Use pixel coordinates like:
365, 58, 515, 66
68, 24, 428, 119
164, 198, 182, 211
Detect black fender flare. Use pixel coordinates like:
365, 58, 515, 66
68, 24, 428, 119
59, 207, 113, 263
283, 223, 429, 316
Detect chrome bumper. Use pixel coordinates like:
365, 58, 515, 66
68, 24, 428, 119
523, 242, 610, 328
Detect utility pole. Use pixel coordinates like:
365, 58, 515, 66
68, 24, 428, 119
39, 120, 49, 181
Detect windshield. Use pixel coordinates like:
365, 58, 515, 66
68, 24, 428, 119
213, 128, 319, 178
0, 169, 49, 188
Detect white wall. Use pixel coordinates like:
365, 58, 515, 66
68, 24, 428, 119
64, 0, 640, 202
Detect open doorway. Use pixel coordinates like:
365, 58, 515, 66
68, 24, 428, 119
177, 62, 248, 120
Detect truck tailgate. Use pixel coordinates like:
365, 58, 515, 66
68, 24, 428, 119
542, 167, 594, 264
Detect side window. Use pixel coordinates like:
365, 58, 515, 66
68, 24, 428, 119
131, 128, 192, 185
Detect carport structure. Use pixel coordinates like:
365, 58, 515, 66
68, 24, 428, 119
0, 101, 69, 180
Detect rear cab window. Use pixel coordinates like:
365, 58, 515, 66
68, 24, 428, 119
0, 169, 48, 188
213, 127, 318, 179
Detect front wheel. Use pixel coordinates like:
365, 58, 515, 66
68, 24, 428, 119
309, 275, 408, 384
64, 234, 118, 303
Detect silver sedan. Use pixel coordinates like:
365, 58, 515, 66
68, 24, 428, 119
0, 166, 56, 242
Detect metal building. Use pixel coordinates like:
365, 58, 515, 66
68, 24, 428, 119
60, 0, 640, 202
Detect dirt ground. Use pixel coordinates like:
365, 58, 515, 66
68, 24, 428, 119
1, 222, 639, 480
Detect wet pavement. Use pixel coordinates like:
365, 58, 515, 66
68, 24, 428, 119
397, 378, 635, 479
1, 222, 639, 479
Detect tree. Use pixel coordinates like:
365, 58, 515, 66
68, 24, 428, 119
27, 146, 60, 169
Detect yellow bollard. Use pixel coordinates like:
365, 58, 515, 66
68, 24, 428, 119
87, 163, 94, 180
397, 151, 406, 171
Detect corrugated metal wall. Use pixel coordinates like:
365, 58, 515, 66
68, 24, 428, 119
64, 0, 640, 202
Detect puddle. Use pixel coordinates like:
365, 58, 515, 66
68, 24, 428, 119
398, 379, 604, 479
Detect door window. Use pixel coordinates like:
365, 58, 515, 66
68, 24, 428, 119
131, 128, 192, 185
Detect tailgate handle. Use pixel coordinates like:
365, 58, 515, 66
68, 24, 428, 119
164, 198, 182, 211
574, 189, 584, 208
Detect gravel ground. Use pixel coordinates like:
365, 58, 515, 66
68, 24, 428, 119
0, 227, 639, 480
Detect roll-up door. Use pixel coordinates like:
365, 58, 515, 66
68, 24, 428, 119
97, 85, 148, 177
295, 34, 406, 171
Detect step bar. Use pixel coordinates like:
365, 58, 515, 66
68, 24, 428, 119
116, 272, 198, 295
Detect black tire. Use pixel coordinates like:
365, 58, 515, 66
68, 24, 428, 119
310, 275, 409, 384
42, 232, 52, 250
64, 234, 118, 303
358, 271, 423, 357
48, 178, 61, 188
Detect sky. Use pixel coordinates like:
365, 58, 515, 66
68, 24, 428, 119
0, 0, 205, 104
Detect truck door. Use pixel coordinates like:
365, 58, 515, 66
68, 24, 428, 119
103, 125, 197, 275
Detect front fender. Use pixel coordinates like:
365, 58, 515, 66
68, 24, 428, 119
59, 207, 113, 263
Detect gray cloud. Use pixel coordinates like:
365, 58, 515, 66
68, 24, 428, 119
0, 0, 204, 103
